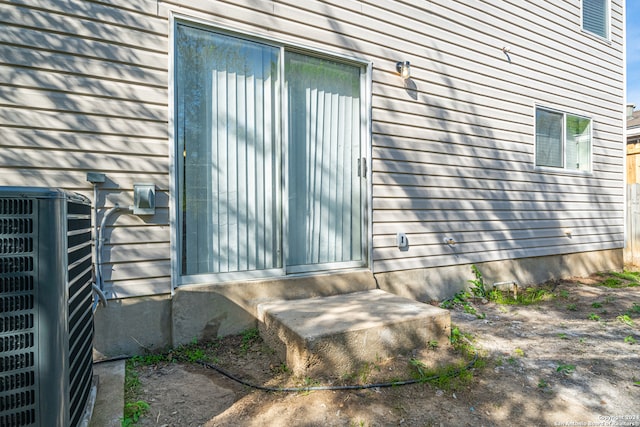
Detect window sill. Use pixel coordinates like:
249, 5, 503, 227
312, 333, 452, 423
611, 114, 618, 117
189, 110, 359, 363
580, 28, 612, 45
534, 166, 594, 177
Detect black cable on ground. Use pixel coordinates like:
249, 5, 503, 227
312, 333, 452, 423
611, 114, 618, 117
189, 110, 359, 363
198, 348, 478, 393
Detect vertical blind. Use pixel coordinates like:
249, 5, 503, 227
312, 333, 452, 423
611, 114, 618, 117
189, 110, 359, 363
176, 24, 365, 278
286, 53, 363, 267
176, 25, 281, 275
535, 108, 563, 168
583, 0, 607, 38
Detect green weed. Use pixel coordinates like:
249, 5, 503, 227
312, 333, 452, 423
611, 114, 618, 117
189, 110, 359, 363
566, 303, 577, 311
440, 290, 471, 309
124, 360, 141, 402
514, 348, 525, 357
591, 302, 603, 308
240, 328, 260, 354
538, 378, 548, 388
122, 400, 150, 427
450, 326, 476, 360
409, 358, 475, 391
600, 278, 623, 288
463, 303, 477, 315
624, 335, 637, 345
631, 303, 640, 314
617, 314, 634, 327
351, 360, 381, 384
588, 313, 601, 321
468, 265, 487, 298
558, 290, 570, 299
556, 364, 576, 375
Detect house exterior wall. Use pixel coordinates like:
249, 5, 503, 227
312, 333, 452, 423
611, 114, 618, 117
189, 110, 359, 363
0, 1, 625, 353
1, 0, 171, 298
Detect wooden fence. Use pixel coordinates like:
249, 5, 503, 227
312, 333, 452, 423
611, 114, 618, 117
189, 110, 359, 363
626, 184, 640, 265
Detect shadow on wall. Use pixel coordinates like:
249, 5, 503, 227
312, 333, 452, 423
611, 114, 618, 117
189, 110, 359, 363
369, 32, 622, 293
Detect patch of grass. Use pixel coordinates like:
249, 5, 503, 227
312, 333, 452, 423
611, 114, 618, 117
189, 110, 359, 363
168, 338, 219, 363
598, 278, 624, 288
409, 358, 475, 391
440, 290, 471, 309
450, 326, 476, 360
617, 314, 634, 327
556, 363, 576, 375
631, 303, 640, 314
124, 359, 141, 401
558, 333, 569, 340
610, 270, 640, 284
558, 290, 570, 299
130, 353, 166, 366
566, 303, 577, 311
302, 376, 321, 387
596, 272, 640, 288
463, 303, 477, 315
588, 313, 601, 321
347, 360, 382, 384
624, 335, 637, 345
297, 376, 321, 395
273, 363, 290, 374
122, 400, 150, 427
123, 359, 148, 426
240, 328, 260, 354
591, 302, 603, 308
490, 286, 554, 306
514, 348, 525, 357
428, 340, 439, 349
538, 378, 548, 388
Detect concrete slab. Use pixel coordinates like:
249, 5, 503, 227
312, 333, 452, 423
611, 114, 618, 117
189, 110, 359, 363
257, 289, 451, 376
89, 360, 125, 427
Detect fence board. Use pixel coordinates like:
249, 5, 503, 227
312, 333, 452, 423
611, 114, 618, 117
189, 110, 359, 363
626, 184, 640, 265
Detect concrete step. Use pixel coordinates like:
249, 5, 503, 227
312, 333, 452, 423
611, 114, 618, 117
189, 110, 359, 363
257, 289, 451, 376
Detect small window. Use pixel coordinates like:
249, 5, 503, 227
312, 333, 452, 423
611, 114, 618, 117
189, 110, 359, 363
582, 0, 608, 39
535, 107, 592, 171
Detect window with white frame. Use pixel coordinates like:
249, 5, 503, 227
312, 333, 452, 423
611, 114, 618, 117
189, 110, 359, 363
174, 22, 368, 280
582, 0, 609, 39
535, 107, 592, 171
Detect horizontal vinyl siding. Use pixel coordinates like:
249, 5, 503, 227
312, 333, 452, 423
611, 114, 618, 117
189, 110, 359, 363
164, 0, 623, 274
0, 0, 170, 297
0, 0, 624, 294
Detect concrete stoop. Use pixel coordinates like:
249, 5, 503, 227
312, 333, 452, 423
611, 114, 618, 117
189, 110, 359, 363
257, 289, 451, 377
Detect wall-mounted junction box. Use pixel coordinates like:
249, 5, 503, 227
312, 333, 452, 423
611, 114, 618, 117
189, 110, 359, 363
133, 183, 155, 215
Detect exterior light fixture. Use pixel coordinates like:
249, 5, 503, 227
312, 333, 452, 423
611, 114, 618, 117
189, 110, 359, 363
396, 61, 410, 79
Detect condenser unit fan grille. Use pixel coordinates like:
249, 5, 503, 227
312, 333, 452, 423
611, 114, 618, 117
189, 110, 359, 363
0, 198, 38, 427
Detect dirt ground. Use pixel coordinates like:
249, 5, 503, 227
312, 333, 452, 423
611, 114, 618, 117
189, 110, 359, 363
129, 271, 640, 427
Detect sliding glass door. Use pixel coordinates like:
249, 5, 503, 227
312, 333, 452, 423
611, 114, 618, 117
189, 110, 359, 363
175, 23, 366, 281
286, 53, 364, 270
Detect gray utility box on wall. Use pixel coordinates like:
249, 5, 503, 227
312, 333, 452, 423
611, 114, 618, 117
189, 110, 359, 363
0, 188, 94, 427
